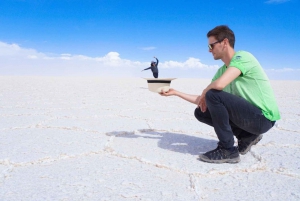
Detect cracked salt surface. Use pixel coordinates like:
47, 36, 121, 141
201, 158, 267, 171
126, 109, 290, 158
0, 77, 299, 201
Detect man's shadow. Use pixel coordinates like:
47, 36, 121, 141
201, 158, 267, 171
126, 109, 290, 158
106, 129, 218, 155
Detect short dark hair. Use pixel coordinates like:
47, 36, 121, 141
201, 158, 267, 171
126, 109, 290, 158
207, 25, 235, 48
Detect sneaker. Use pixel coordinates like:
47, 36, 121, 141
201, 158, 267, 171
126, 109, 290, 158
238, 134, 263, 155
199, 144, 240, 164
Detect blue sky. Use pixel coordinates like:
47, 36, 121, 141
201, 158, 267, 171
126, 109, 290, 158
0, 0, 299, 79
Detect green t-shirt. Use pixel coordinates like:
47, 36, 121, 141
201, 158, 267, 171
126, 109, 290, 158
212, 51, 280, 121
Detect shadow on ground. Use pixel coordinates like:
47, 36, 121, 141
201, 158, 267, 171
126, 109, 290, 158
106, 129, 218, 155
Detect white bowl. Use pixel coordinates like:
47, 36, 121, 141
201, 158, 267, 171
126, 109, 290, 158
143, 78, 176, 93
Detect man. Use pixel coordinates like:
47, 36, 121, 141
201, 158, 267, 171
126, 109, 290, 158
142, 56, 159, 78
160, 25, 280, 164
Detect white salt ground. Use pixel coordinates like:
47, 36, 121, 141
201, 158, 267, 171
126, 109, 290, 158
0, 76, 299, 201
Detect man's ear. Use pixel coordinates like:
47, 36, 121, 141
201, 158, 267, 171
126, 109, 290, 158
223, 38, 228, 46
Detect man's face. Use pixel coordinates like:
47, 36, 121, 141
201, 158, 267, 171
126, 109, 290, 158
208, 36, 223, 60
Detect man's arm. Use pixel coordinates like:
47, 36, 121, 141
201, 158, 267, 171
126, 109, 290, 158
203, 67, 241, 92
160, 67, 240, 107
198, 67, 241, 112
160, 88, 200, 105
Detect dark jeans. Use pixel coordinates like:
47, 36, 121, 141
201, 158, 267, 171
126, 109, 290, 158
153, 72, 158, 78
194, 89, 275, 148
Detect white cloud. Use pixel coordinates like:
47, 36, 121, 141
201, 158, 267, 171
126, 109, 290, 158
265, 68, 300, 72
264, 68, 300, 80
1, 41, 299, 79
0, 41, 45, 58
162, 57, 219, 69
265, 0, 290, 4
0, 41, 143, 65
140, 46, 156, 51
0, 41, 150, 76
27, 55, 38, 59
0, 41, 218, 73
60, 53, 72, 56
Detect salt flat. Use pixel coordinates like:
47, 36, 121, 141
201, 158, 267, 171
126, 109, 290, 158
0, 76, 299, 201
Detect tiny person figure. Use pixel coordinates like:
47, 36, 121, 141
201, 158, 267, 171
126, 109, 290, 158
142, 56, 159, 78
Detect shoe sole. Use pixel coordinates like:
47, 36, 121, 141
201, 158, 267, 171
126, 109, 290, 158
198, 155, 241, 164
239, 135, 263, 155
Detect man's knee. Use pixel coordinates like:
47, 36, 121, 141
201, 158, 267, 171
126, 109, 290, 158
205, 89, 218, 100
194, 107, 214, 127
205, 89, 225, 105
194, 107, 203, 121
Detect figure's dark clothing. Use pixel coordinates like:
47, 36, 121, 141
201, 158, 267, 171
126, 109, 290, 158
143, 58, 159, 78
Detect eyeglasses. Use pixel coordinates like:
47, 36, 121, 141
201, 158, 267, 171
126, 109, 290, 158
208, 40, 222, 50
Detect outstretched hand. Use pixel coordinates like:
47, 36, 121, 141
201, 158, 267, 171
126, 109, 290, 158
198, 93, 207, 112
159, 88, 176, 96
